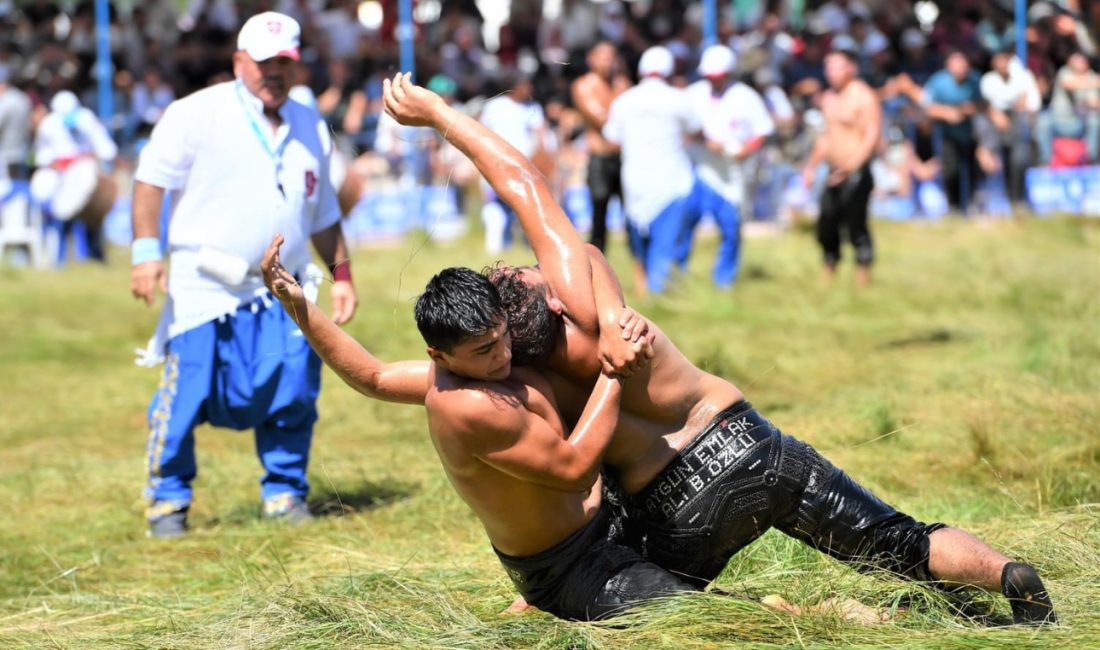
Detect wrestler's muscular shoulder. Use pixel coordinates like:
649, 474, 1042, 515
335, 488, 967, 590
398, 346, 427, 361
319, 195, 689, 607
427, 368, 563, 462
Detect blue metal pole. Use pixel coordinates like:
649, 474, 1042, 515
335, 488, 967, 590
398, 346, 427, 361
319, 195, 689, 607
398, 0, 415, 81
94, 0, 113, 124
703, 0, 718, 48
1015, 0, 1027, 64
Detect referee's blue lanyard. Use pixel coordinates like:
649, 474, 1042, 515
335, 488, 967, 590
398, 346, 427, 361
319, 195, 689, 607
235, 81, 290, 199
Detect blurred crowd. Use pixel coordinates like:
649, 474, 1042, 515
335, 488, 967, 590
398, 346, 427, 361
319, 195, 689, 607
0, 0, 1098, 265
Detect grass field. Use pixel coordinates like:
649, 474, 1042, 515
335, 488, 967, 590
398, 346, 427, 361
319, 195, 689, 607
1, 216, 1098, 648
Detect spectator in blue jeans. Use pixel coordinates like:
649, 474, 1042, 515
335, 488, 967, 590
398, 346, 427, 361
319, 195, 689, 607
681, 45, 774, 289
979, 49, 1040, 204
604, 46, 700, 295
923, 52, 984, 212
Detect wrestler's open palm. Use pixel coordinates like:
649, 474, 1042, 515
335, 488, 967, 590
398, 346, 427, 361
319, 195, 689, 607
262, 234, 306, 315
383, 72, 446, 128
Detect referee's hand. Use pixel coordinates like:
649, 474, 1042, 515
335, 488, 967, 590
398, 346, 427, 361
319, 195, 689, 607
131, 261, 166, 306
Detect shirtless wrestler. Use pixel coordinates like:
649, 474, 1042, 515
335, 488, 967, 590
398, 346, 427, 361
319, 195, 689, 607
383, 73, 1057, 627
571, 41, 630, 253
255, 72, 701, 621
802, 47, 882, 288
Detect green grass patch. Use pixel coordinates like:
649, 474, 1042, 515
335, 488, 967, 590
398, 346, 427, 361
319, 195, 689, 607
1, 217, 1098, 647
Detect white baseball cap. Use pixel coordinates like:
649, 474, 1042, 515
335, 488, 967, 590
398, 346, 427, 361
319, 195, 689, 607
50, 90, 80, 114
237, 12, 301, 62
698, 45, 736, 78
638, 46, 674, 78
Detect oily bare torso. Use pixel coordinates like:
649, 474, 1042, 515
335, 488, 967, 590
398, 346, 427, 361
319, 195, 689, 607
424, 365, 600, 557
547, 319, 743, 495
821, 80, 876, 172
572, 73, 620, 157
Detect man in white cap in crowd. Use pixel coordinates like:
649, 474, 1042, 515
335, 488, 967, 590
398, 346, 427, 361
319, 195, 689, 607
681, 44, 774, 289
603, 46, 700, 295
129, 11, 358, 537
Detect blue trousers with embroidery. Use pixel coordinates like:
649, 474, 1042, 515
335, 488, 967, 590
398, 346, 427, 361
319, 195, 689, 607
627, 194, 693, 294
677, 178, 741, 288
143, 298, 321, 515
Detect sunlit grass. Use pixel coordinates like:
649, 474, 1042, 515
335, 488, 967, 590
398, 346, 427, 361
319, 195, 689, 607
1, 216, 1097, 647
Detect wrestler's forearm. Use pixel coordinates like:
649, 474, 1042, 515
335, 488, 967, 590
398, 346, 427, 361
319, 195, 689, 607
587, 244, 625, 327
432, 106, 573, 241
429, 103, 597, 328
558, 374, 622, 488
283, 298, 428, 404
132, 181, 164, 240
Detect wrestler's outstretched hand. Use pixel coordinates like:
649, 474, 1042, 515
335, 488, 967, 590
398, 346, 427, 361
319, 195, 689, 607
262, 234, 307, 319
383, 72, 447, 128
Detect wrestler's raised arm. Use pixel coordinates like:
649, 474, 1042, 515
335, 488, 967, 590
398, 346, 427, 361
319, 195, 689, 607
382, 73, 599, 335
262, 235, 430, 405
587, 244, 654, 376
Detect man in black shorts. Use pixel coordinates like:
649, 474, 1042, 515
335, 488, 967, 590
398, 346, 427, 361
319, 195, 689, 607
572, 41, 628, 252
802, 46, 881, 288
382, 74, 1058, 626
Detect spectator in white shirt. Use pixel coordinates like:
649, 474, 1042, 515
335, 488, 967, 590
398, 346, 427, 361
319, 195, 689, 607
980, 48, 1041, 202
129, 12, 358, 538
31, 89, 119, 260
683, 45, 774, 289
478, 74, 546, 253
604, 46, 701, 295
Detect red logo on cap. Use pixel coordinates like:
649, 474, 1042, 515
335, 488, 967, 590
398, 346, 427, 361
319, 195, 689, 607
267, 20, 283, 34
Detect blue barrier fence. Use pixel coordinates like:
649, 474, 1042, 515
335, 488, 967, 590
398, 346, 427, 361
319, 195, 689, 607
1026, 166, 1100, 216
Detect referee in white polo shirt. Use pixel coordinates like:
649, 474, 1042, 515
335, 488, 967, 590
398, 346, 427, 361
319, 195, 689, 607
682, 45, 774, 289
129, 12, 358, 538
603, 46, 701, 295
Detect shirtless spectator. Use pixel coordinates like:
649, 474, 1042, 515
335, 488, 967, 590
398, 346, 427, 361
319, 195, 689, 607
802, 47, 882, 288
571, 41, 630, 253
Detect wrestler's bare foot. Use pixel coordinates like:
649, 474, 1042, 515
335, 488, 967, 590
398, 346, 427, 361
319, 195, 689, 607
817, 597, 892, 624
762, 594, 892, 625
855, 265, 871, 289
761, 594, 803, 615
822, 264, 838, 288
501, 596, 538, 616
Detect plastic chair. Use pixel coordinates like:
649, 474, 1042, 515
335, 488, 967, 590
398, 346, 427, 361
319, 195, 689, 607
0, 180, 46, 268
